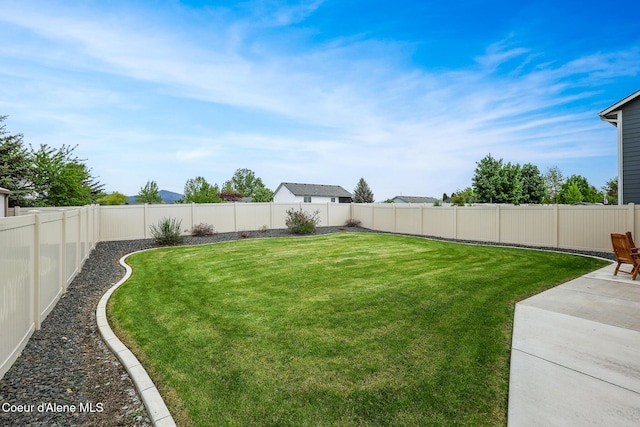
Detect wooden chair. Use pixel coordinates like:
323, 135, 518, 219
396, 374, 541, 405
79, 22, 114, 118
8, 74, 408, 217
626, 231, 639, 254
611, 233, 640, 280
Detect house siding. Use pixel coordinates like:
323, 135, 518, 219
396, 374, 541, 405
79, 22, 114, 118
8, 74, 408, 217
623, 97, 640, 204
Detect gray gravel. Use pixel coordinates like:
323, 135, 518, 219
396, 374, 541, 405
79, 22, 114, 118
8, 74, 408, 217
0, 226, 613, 426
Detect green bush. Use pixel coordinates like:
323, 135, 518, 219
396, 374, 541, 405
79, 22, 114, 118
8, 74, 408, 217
150, 217, 184, 245
191, 223, 216, 237
285, 209, 320, 235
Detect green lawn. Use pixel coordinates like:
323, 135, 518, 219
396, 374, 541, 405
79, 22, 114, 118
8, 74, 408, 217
107, 232, 608, 426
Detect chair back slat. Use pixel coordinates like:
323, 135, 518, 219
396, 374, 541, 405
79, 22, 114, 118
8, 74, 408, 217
612, 233, 635, 263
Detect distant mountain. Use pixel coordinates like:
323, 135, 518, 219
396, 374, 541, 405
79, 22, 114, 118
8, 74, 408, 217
127, 189, 184, 204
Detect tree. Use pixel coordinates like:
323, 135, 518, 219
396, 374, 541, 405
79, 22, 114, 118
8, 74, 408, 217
251, 186, 274, 202
0, 116, 33, 207
135, 180, 163, 204
558, 175, 602, 204
451, 187, 476, 206
96, 192, 128, 205
520, 163, 546, 204
472, 154, 505, 203
30, 144, 103, 206
225, 168, 263, 196
353, 178, 374, 203
603, 177, 618, 205
181, 176, 221, 203
502, 162, 523, 205
562, 181, 583, 204
543, 166, 564, 204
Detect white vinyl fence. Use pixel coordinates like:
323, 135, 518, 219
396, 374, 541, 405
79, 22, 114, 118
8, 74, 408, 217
351, 203, 634, 252
1, 201, 636, 379
0, 205, 98, 379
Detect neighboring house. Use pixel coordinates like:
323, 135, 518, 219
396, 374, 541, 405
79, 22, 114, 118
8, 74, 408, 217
0, 187, 11, 217
600, 89, 640, 205
391, 196, 437, 204
273, 182, 353, 203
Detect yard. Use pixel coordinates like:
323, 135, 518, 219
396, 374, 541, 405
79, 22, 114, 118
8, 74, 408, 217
107, 232, 608, 426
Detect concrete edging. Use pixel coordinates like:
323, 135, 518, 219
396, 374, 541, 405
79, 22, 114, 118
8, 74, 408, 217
96, 251, 176, 427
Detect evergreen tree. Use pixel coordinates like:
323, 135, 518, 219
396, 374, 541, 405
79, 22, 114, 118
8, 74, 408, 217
0, 116, 33, 206
353, 178, 374, 203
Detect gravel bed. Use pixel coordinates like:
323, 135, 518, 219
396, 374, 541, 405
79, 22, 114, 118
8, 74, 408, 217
0, 226, 613, 426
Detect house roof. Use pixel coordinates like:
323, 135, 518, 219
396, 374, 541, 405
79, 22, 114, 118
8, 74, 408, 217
599, 89, 640, 121
392, 196, 436, 204
0, 187, 12, 195
276, 182, 352, 198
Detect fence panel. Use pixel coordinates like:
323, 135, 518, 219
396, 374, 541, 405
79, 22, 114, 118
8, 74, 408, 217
65, 210, 79, 283
372, 204, 396, 232
455, 206, 497, 242
558, 205, 629, 252
422, 207, 455, 239
395, 205, 423, 235
38, 212, 64, 321
99, 205, 146, 241
0, 216, 36, 379
500, 205, 556, 247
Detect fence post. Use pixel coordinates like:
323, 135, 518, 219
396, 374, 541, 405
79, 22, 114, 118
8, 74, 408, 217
33, 211, 41, 331
61, 210, 68, 293
191, 202, 196, 231
628, 203, 635, 235
495, 205, 501, 243
453, 205, 458, 240
552, 204, 559, 248
76, 209, 81, 274
144, 204, 149, 238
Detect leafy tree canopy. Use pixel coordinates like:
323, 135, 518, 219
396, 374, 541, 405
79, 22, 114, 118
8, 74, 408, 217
96, 192, 128, 205
181, 176, 221, 203
472, 154, 545, 204
557, 175, 602, 204
136, 180, 163, 204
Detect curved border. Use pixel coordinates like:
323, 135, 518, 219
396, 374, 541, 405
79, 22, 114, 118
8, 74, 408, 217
94, 232, 611, 427
96, 251, 176, 427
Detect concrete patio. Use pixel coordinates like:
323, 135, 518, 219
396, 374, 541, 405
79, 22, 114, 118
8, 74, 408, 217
508, 261, 640, 426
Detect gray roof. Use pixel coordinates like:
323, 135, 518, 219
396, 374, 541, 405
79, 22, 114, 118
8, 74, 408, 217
277, 182, 352, 198
600, 89, 640, 120
392, 196, 436, 204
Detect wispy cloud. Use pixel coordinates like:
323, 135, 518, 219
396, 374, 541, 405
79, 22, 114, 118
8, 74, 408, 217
0, 1, 636, 198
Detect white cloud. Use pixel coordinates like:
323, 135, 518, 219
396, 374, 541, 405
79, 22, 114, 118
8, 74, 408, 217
0, 2, 635, 199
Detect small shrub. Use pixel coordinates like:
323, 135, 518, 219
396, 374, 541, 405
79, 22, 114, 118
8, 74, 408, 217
238, 230, 251, 238
344, 218, 361, 227
285, 209, 320, 235
149, 217, 184, 245
260, 224, 268, 233
191, 223, 216, 237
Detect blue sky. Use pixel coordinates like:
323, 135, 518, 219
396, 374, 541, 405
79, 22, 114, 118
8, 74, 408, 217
0, 0, 638, 201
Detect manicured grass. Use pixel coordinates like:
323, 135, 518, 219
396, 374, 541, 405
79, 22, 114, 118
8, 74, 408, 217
107, 233, 608, 426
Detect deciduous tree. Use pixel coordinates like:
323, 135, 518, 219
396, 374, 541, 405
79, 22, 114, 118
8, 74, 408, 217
31, 144, 103, 206
182, 176, 221, 203
135, 180, 163, 204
